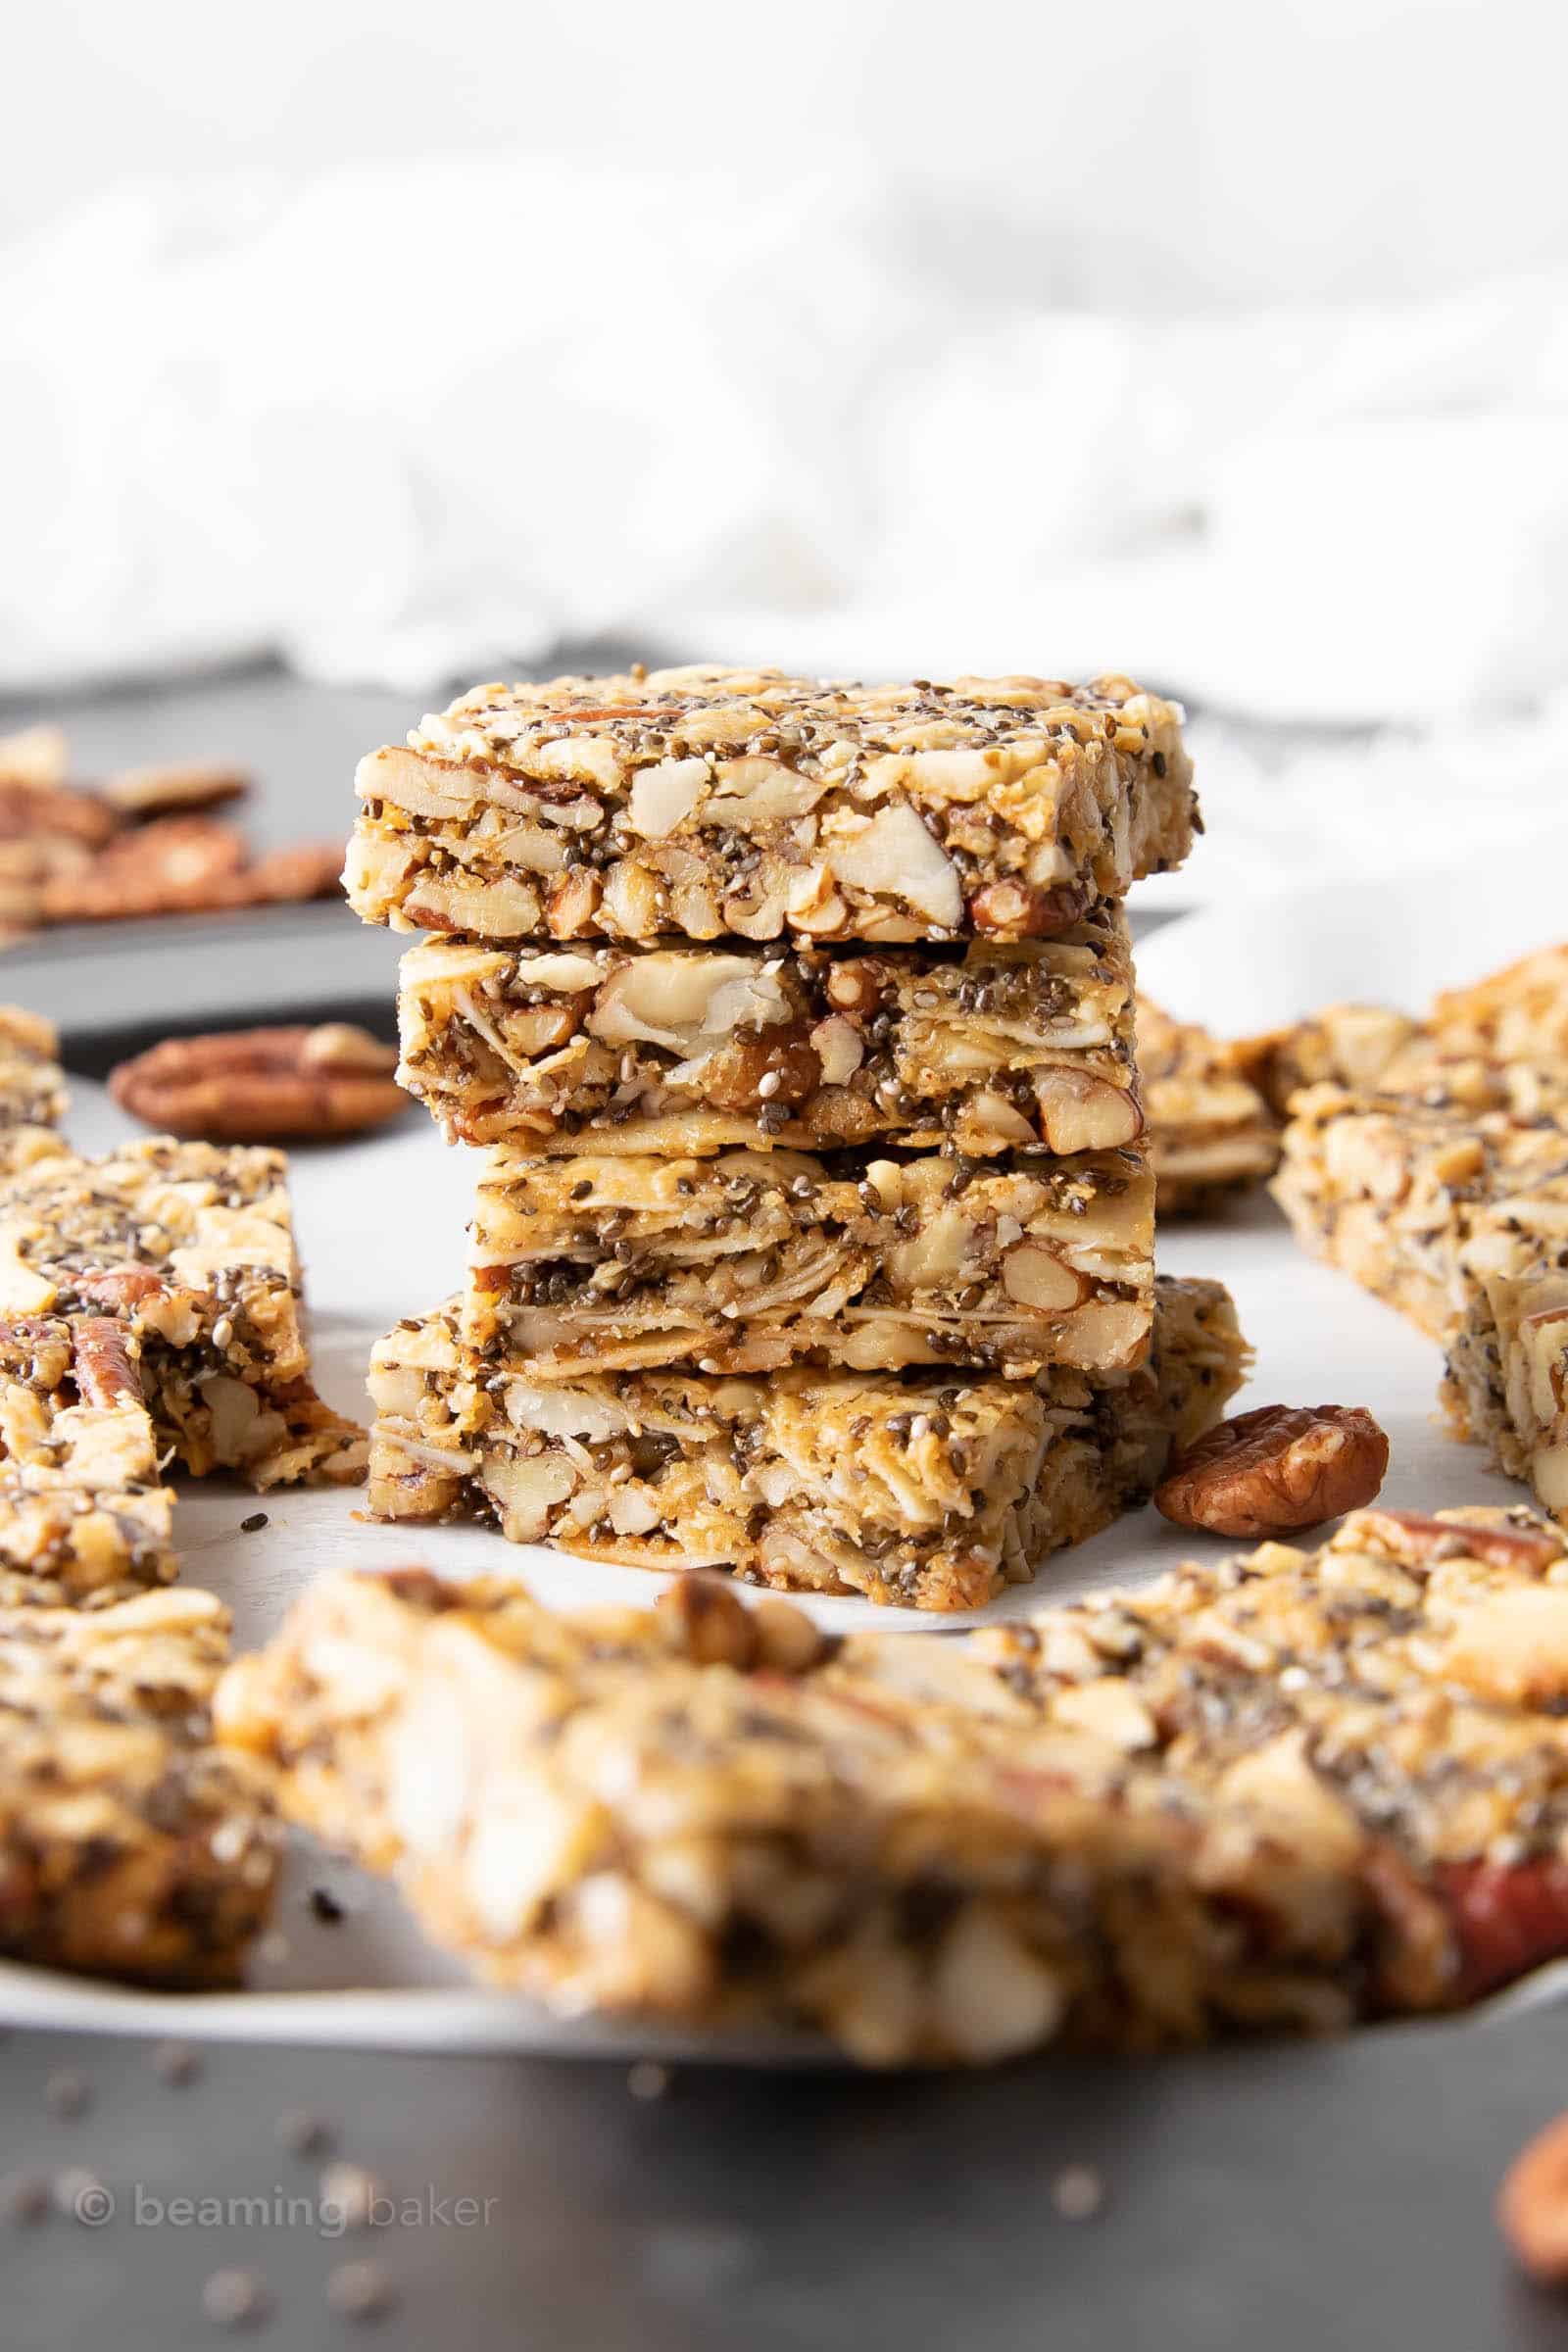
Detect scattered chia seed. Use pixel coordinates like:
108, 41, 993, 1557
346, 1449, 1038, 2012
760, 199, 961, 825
152, 2039, 201, 2085
1052, 2163, 1105, 2222
326, 2259, 395, 2321
45, 2070, 89, 2119
309, 1887, 345, 1926
201, 2268, 272, 2329
240, 1513, 269, 1534
276, 2109, 334, 2158
0, 2171, 49, 2224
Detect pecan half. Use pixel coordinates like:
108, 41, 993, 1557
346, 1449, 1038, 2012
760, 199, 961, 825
1153, 1403, 1389, 1538
102, 762, 251, 818
0, 779, 118, 849
41, 816, 247, 920
109, 1025, 407, 1143
73, 1318, 145, 1410
1499, 2108, 1568, 2283
220, 842, 345, 906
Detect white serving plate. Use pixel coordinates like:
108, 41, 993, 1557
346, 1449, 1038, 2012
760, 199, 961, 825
5, 826, 1564, 2055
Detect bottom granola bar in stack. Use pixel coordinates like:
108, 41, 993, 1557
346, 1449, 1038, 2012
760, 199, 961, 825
367, 1276, 1248, 1610
220, 1503, 1568, 2063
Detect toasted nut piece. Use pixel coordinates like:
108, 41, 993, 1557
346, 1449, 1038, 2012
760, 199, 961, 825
1153, 1403, 1389, 1538
110, 1025, 406, 1143
1500, 2111, 1568, 2283
102, 762, 251, 818
968, 879, 1092, 937
655, 1577, 757, 1668
1345, 1508, 1566, 1577
72, 1318, 145, 1410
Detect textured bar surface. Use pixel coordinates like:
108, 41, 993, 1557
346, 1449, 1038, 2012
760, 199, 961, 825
367, 1276, 1246, 1610
0, 1004, 72, 1176
466, 1143, 1154, 1378
0, 1315, 175, 1607
348, 666, 1196, 947
0, 1140, 366, 1488
220, 1505, 1568, 2063
1445, 1170, 1568, 1520
396, 911, 1141, 1158
1, 1586, 278, 1985
1137, 999, 1280, 1214
1273, 1084, 1568, 1340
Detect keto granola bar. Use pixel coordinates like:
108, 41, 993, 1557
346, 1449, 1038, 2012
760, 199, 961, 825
366, 1275, 1246, 1610
347, 666, 1196, 948
0, 1315, 175, 1607
0, 1140, 365, 1488
395, 910, 1141, 1158
1431, 943, 1568, 1063
466, 1143, 1154, 1379
0, 1005, 71, 1175
1273, 1084, 1568, 1340
1137, 998, 1280, 1214
218, 1505, 1568, 2062
1443, 1169, 1568, 1520
1, 1586, 278, 1985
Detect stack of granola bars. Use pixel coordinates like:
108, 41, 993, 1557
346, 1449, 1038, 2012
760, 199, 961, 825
346, 664, 1250, 1609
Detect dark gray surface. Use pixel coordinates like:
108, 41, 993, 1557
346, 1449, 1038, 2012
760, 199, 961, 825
6, 2013, 1568, 2351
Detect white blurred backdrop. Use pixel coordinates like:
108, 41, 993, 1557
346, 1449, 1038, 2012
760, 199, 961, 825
5, 0, 1567, 891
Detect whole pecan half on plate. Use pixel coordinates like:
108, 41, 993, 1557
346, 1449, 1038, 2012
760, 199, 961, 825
1153, 1402, 1389, 1538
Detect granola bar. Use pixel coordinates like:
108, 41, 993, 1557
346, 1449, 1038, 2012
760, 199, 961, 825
395, 910, 1141, 1157
218, 1505, 1568, 2062
0, 1316, 175, 1607
1273, 1083, 1568, 1340
347, 666, 1196, 947
0, 1004, 71, 1176
1, 1586, 278, 1985
0, 1140, 366, 1488
1137, 999, 1280, 1214
1235, 1003, 1426, 1120
1431, 943, 1568, 1062
366, 1276, 1246, 1610
1443, 1170, 1568, 1519
466, 1143, 1154, 1378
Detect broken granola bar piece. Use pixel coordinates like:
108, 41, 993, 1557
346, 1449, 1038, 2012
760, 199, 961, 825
347, 666, 1197, 947
1273, 1084, 1568, 1340
0, 1005, 70, 1177
395, 910, 1141, 1157
367, 1276, 1246, 1610
1, 1586, 278, 1985
218, 1504, 1568, 2061
1431, 943, 1568, 1064
1137, 998, 1281, 1214
1443, 1168, 1568, 1521
0, 1315, 175, 1607
466, 1143, 1154, 1378
0, 1139, 365, 1488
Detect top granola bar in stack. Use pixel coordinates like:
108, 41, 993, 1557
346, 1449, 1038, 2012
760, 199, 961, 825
346, 665, 1197, 946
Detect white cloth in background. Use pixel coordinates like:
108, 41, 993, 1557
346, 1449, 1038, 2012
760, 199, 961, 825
3, 160, 1566, 897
